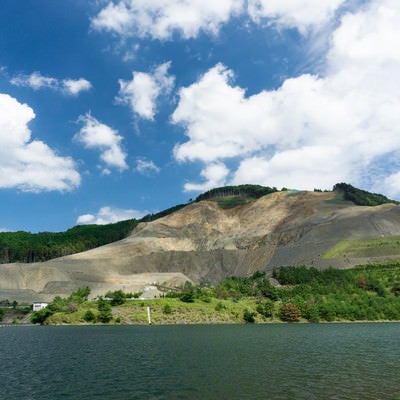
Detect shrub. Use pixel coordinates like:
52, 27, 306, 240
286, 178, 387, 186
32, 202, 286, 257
105, 290, 126, 306
163, 304, 172, 314
97, 298, 113, 323
280, 302, 301, 322
243, 309, 256, 323
83, 310, 96, 322
70, 286, 91, 303
31, 308, 53, 324
98, 310, 113, 323
303, 305, 320, 323
256, 299, 274, 318
199, 294, 212, 303
65, 300, 78, 313
180, 291, 194, 303
48, 296, 66, 312
215, 302, 226, 311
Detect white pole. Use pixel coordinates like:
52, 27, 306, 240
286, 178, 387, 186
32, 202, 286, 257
147, 306, 151, 325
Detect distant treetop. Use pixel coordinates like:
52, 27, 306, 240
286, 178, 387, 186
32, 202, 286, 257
195, 184, 278, 202
332, 183, 398, 206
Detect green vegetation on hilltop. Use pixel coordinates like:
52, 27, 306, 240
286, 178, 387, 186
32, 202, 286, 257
333, 183, 398, 206
195, 184, 278, 203
31, 263, 400, 325
141, 204, 188, 222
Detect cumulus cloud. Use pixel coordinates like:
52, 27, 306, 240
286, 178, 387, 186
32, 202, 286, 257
10, 72, 91, 95
91, 0, 243, 39
62, 78, 92, 96
76, 206, 145, 225
247, 0, 346, 33
135, 158, 161, 174
184, 162, 229, 192
0, 93, 80, 192
91, 0, 345, 40
172, 0, 400, 196
75, 114, 128, 172
117, 62, 174, 120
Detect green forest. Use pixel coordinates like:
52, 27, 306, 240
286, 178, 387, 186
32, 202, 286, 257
0, 220, 138, 263
28, 263, 400, 325
332, 182, 398, 206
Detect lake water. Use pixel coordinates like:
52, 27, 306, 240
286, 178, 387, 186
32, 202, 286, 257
1, 323, 399, 400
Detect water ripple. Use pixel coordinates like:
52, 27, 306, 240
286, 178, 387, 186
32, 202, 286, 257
1, 323, 400, 400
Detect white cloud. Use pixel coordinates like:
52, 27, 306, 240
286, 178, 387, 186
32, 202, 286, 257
247, 0, 346, 33
75, 114, 128, 172
10, 72, 92, 95
11, 72, 57, 90
62, 78, 92, 96
76, 206, 145, 225
91, 0, 346, 40
135, 158, 161, 174
91, 0, 243, 39
184, 162, 229, 192
231, 147, 350, 191
0, 93, 80, 192
117, 62, 174, 120
172, 0, 400, 197
172, 63, 274, 163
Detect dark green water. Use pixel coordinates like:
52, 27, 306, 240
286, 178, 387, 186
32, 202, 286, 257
1, 323, 399, 400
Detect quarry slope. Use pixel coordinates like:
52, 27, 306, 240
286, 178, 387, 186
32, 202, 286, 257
2, 190, 400, 302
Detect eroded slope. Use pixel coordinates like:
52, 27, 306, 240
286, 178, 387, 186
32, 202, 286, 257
2, 190, 400, 301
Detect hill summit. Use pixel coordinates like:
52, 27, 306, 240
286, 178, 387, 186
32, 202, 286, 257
1, 184, 400, 302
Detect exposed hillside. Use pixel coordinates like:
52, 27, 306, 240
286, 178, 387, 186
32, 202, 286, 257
1, 183, 397, 265
2, 186, 400, 302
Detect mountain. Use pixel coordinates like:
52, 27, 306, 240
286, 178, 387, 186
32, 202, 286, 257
1, 185, 400, 302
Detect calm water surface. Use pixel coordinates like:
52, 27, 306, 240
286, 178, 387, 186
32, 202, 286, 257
1, 323, 399, 400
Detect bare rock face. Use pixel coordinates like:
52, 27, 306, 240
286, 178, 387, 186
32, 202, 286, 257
2, 191, 400, 302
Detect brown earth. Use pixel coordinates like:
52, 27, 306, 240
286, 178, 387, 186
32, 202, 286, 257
2, 190, 400, 302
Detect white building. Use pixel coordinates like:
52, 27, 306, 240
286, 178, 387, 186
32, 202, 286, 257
32, 302, 48, 311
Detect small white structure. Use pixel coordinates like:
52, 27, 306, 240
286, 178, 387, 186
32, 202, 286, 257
32, 302, 48, 311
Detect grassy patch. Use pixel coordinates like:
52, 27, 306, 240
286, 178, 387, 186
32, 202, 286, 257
323, 236, 400, 258
213, 196, 254, 209
324, 190, 351, 205
44, 297, 276, 325
285, 190, 302, 197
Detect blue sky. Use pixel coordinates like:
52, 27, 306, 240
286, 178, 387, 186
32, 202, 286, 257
1, 0, 399, 232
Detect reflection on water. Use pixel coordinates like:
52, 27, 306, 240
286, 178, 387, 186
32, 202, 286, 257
1, 323, 400, 400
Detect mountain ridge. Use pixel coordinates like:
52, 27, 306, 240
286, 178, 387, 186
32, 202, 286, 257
1, 185, 400, 302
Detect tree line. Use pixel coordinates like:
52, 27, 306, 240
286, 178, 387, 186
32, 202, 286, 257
333, 182, 398, 206
0, 219, 138, 264
165, 264, 400, 322
195, 184, 279, 202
